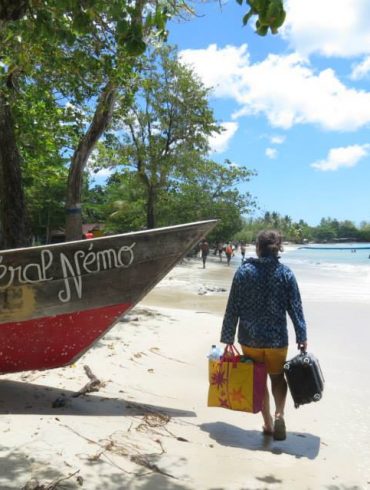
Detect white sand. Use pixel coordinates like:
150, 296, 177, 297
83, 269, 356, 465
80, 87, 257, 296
1, 254, 369, 489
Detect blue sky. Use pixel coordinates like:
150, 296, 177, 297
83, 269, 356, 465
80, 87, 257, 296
164, 0, 370, 226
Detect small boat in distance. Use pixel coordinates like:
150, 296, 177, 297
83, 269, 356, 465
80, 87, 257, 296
0, 219, 217, 374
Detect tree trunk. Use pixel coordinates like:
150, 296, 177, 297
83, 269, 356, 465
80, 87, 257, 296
146, 186, 156, 229
0, 93, 31, 249
65, 81, 116, 241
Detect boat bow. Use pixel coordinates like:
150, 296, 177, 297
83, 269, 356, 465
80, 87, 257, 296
0, 220, 217, 373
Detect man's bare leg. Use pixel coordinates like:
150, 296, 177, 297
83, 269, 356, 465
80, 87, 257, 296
270, 373, 287, 418
261, 383, 273, 433
270, 373, 288, 440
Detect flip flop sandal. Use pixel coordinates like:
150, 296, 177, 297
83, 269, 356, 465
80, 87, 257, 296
273, 418, 286, 441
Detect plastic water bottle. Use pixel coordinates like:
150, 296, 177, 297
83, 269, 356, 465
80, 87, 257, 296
208, 344, 222, 360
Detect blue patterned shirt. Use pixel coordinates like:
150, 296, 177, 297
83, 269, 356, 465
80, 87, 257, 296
220, 257, 307, 348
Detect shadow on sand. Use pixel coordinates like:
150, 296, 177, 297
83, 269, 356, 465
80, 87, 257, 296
0, 379, 196, 418
200, 421, 321, 459
0, 447, 195, 490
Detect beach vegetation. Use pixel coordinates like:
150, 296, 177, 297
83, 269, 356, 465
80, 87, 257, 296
85, 160, 254, 239
0, 1, 189, 248
234, 213, 370, 244
85, 134, 256, 240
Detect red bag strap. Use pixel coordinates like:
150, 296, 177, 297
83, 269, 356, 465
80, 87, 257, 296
224, 344, 240, 355
221, 344, 240, 363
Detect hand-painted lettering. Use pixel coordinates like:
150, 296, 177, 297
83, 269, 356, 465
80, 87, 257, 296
0, 242, 136, 304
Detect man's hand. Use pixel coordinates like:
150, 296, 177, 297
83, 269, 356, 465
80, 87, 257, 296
223, 344, 234, 358
298, 341, 307, 352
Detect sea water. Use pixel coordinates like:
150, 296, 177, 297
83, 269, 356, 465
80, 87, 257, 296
238, 244, 370, 303
282, 244, 370, 303
283, 244, 370, 269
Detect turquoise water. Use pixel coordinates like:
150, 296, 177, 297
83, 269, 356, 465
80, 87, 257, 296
282, 244, 370, 268
231, 244, 370, 302
240, 243, 370, 269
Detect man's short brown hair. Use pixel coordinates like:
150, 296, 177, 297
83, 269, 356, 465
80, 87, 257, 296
256, 230, 283, 257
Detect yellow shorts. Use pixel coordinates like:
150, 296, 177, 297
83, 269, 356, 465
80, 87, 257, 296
240, 345, 288, 375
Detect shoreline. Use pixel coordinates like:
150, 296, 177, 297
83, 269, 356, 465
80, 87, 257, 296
0, 256, 369, 488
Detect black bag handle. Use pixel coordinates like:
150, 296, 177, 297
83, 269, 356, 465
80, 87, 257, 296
298, 343, 307, 355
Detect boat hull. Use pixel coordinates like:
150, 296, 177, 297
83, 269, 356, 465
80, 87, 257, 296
0, 220, 216, 373
0, 303, 130, 373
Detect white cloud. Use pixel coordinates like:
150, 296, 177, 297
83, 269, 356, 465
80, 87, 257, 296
350, 56, 370, 80
270, 135, 286, 145
208, 121, 238, 153
282, 0, 370, 58
92, 168, 114, 178
180, 44, 248, 99
265, 148, 278, 159
180, 44, 370, 131
311, 144, 370, 171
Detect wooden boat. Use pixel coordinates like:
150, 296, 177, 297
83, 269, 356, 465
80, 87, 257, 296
0, 219, 217, 374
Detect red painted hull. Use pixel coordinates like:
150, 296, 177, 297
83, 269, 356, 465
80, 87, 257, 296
0, 303, 131, 373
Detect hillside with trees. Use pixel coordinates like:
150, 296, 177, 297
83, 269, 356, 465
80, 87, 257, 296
234, 212, 370, 243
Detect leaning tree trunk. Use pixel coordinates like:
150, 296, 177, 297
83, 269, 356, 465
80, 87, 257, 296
65, 81, 116, 241
0, 93, 31, 249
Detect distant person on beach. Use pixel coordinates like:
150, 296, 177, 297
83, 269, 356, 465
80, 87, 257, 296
225, 243, 233, 266
220, 229, 307, 441
217, 243, 223, 262
200, 239, 209, 269
240, 242, 246, 261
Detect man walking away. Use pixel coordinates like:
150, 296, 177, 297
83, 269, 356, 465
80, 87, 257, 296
225, 243, 233, 266
220, 230, 307, 440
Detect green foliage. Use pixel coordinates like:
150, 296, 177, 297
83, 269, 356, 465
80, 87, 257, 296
86, 46, 257, 237
9, 76, 79, 242
238, 0, 286, 36
234, 212, 312, 243
235, 213, 370, 244
3, 0, 363, 249
0, 0, 185, 244
93, 45, 224, 229
157, 159, 256, 241
0, 0, 283, 245
315, 218, 359, 242
81, 183, 108, 224
87, 158, 256, 239
358, 222, 370, 242
101, 173, 147, 233
25, 165, 68, 242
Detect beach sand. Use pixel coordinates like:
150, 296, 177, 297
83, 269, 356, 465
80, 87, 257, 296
1, 254, 370, 489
